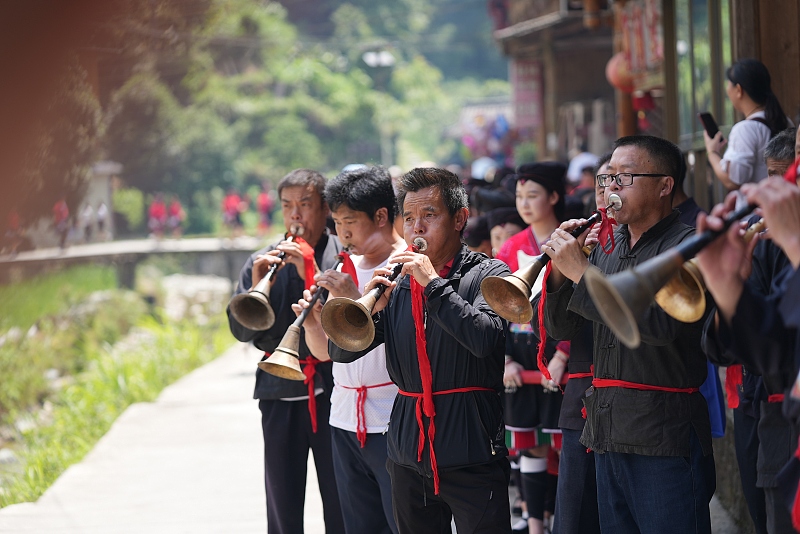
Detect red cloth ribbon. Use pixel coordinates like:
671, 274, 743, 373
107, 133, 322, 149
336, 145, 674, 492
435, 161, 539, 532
784, 156, 799, 184
768, 393, 785, 403
295, 237, 317, 291
793, 437, 800, 531
725, 364, 743, 409
340, 382, 394, 448
536, 262, 555, 383
301, 356, 320, 433
398, 387, 494, 495
409, 274, 440, 491
596, 207, 617, 254
592, 378, 699, 394
339, 250, 358, 286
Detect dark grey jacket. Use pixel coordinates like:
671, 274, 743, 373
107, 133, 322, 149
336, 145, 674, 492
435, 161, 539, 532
543, 210, 712, 457
228, 230, 343, 399
329, 245, 510, 475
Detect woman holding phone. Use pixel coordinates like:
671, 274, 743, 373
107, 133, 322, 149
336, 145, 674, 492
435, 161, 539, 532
704, 58, 789, 197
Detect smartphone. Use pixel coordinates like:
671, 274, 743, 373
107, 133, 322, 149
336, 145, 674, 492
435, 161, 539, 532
698, 112, 723, 140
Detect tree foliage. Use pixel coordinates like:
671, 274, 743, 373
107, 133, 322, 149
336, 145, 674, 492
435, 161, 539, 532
10, 0, 510, 233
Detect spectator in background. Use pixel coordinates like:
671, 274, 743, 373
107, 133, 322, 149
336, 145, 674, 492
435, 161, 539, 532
167, 195, 186, 238
487, 206, 525, 259
704, 58, 790, 207
80, 203, 94, 243
565, 153, 604, 220
222, 188, 245, 237
495, 162, 567, 534
148, 193, 167, 239
96, 202, 109, 240
471, 166, 517, 215
257, 182, 275, 237
464, 213, 493, 257
566, 149, 598, 193
4, 209, 22, 255
53, 197, 70, 249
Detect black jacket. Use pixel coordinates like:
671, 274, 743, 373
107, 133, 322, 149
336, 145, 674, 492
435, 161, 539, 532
329, 245, 510, 475
228, 230, 344, 399
543, 210, 712, 456
702, 237, 797, 486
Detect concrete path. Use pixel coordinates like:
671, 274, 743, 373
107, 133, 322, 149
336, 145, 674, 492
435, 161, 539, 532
0, 343, 325, 533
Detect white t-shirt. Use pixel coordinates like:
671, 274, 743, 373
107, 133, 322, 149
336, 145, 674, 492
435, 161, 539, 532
329, 256, 398, 433
721, 110, 771, 188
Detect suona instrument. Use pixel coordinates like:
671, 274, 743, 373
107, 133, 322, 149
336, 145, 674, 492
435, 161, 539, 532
583, 203, 757, 349
481, 194, 623, 323
653, 218, 765, 322
229, 226, 302, 331
320, 237, 428, 352
258, 250, 347, 380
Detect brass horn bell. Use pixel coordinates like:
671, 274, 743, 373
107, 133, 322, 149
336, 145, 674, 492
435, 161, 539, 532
257, 325, 306, 380
229, 287, 276, 331
583, 248, 686, 349
320, 292, 379, 353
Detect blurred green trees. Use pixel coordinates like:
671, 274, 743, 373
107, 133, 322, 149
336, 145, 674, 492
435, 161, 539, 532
16, 0, 508, 234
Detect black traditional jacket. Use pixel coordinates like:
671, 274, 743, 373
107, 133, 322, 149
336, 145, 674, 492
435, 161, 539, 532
228, 230, 343, 399
329, 245, 510, 475
703, 237, 796, 487
543, 210, 712, 456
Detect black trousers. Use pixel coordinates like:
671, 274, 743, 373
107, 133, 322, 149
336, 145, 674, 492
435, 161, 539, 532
553, 428, 600, 534
387, 458, 512, 534
259, 396, 345, 534
331, 426, 398, 534
734, 408, 768, 534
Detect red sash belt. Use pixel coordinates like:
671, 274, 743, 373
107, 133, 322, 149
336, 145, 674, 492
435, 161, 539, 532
592, 378, 700, 394
398, 386, 494, 494
569, 372, 593, 380
263, 353, 321, 433
768, 393, 785, 403
340, 381, 394, 448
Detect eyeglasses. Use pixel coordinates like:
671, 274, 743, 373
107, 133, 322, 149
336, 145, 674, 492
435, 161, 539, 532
596, 173, 668, 187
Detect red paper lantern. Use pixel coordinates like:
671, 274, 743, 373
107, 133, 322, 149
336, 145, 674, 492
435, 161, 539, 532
606, 52, 634, 93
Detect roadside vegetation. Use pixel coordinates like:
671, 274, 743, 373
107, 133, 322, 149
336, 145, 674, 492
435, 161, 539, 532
0, 265, 233, 506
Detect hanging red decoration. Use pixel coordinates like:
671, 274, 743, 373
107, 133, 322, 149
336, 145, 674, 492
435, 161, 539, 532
605, 52, 634, 94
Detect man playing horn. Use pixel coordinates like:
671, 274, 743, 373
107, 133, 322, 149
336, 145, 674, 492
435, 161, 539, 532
227, 168, 345, 534
328, 168, 513, 533
540, 136, 715, 533
295, 165, 405, 534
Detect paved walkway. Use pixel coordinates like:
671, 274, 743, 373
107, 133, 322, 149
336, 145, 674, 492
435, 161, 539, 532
0, 341, 741, 533
0, 343, 325, 533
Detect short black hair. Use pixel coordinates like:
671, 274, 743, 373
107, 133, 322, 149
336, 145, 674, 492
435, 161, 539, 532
764, 127, 798, 162
612, 135, 683, 187
397, 167, 469, 218
593, 152, 613, 176
277, 169, 327, 202
325, 165, 397, 223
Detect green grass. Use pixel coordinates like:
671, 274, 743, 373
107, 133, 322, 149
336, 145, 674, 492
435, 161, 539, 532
0, 314, 233, 506
0, 265, 116, 332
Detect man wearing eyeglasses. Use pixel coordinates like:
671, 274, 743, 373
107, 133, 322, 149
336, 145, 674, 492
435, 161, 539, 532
538, 135, 715, 534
